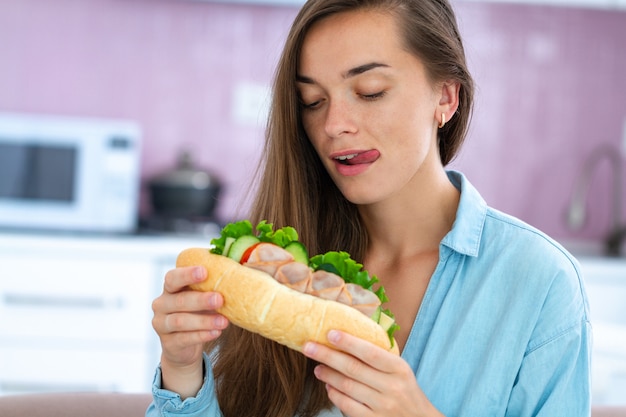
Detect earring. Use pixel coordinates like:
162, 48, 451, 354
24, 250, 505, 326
439, 113, 446, 129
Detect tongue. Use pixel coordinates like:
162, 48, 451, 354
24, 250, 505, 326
346, 150, 380, 165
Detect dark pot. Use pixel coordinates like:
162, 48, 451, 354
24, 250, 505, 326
149, 152, 222, 219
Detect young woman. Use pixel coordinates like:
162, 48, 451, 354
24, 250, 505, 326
148, 1, 591, 416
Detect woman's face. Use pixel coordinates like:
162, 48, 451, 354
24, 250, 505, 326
297, 9, 444, 206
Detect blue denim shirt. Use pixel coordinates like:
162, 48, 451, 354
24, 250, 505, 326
147, 171, 592, 417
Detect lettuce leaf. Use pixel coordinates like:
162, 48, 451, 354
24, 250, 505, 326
210, 220, 254, 255
210, 220, 300, 254
256, 220, 299, 247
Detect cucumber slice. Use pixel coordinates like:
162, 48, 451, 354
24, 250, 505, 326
227, 235, 260, 262
284, 241, 309, 264
222, 236, 236, 257
378, 311, 396, 332
370, 306, 382, 323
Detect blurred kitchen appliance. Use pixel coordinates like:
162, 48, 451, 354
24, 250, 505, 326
148, 151, 222, 219
141, 151, 223, 238
0, 112, 141, 234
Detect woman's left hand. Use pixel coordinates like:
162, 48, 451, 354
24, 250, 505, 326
302, 330, 444, 417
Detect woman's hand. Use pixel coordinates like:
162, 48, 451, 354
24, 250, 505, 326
151, 266, 229, 399
303, 331, 444, 417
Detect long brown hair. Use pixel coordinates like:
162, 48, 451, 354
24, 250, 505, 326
209, 1, 474, 416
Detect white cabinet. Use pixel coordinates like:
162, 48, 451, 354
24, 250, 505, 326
0, 232, 211, 395
577, 257, 626, 405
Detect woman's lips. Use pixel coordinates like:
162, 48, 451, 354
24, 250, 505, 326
332, 149, 380, 176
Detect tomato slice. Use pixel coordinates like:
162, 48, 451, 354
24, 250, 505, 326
240, 242, 262, 264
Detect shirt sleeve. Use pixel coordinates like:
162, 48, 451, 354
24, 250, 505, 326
145, 352, 222, 417
505, 264, 593, 417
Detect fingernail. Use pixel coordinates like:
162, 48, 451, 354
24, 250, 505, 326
193, 267, 205, 281
209, 293, 220, 308
214, 315, 227, 328
303, 342, 317, 356
327, 330, 340, 344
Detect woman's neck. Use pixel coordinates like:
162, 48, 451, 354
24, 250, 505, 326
359, 166, 459, 259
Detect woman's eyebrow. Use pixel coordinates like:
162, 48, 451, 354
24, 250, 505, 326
343, 62, 389, 78
296, 62, 390, 84
296, 74, 314, 84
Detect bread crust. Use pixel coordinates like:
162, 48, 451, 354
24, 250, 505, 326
177, 248, 399, 354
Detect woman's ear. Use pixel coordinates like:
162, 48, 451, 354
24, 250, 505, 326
437, 80, 460, 128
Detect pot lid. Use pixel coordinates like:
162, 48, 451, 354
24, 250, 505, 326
150, 151, 221, 190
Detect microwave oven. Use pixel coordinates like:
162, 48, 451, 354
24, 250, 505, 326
0, 112, 142, 234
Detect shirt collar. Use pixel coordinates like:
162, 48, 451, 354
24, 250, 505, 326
441, 170, 487, 257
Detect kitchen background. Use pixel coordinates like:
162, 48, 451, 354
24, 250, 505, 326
1, 0, 625, 404
1, 0, 625, 241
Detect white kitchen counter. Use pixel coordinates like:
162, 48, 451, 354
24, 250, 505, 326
0, 231, 215, 395
572, 251, 626, 405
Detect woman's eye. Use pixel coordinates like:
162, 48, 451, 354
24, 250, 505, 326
301, 99, 322, 110
360, 91, 386, 101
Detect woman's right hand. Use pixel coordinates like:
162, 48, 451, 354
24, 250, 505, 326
151, 265, 229, 399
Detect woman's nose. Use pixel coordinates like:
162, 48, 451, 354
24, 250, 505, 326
324, 98, 357, 138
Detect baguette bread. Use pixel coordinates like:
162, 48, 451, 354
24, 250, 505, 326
177, 247, 399, 354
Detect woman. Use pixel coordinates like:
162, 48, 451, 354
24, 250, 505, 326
148, 0, 591, 416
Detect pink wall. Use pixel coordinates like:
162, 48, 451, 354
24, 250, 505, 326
1, 0, 625, 243
452, 3, 626, 244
